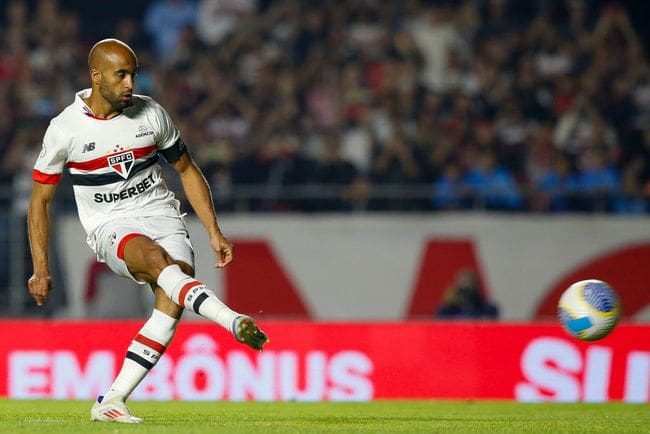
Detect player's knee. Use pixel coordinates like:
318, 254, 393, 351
146, 248, 176, 278
126, 239, 176, 282
175, 260, 195, 277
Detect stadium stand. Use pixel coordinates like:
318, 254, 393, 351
1, 0, 650, 314
1, 0, 649, 213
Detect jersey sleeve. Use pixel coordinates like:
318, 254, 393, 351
149, 99, 187, 164
32, 122, 69, 184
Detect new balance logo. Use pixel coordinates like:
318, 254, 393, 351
82, 142, 96, 153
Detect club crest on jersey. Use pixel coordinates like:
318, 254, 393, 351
107, 150, 135, 179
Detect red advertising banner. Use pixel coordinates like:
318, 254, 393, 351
1, 321, 648, 402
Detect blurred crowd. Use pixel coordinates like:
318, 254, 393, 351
2, 0, 650, 213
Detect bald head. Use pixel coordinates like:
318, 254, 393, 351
86, 38, 138, 116
88, 38, 137, 70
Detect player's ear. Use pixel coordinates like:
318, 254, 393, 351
90, 68, 101, 85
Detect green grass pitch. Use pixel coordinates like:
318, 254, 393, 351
0, 399, 648, 433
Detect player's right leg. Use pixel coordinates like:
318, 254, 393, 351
153, 258, 269, 351
119, 222, 268, 351
94, 217, 268, 351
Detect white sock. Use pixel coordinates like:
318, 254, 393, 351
103, 309, 178, 402
157, 264, 239, 332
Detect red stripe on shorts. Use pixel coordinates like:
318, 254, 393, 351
178, 280, 201, 308
117, 233, 143, 260
134, 333, 166, 354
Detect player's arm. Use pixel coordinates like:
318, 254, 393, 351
27, 181, 58, 305
170, 151, 233, 268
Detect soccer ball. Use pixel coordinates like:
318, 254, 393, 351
557, 279, 621, 341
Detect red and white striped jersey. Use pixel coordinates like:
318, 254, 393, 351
33, 89, 187, 251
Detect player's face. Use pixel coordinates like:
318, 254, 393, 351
98, 51, 137, 111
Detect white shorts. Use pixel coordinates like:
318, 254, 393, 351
93, 215, 195, 284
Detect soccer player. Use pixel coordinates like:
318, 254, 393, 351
27, 38, 268, 423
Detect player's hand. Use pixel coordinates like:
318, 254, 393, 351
211, 232, 234, 268
28, 274, 52, 306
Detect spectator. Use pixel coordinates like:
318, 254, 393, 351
143, 0, 198, 63
292, 6, 328, 66
312, 131, 363, 212
409, 4, 464, 92
369, 135, 422, 210
477, 0, 518, 40
0, 0, 649, 214
614, 156, 648, 213
436, 269, 498, 319
340, 103, 374, 174
533, 153, 579, 212
553, 96, 619, 158
432, 163, 469, 211
196, 0, 257, 47
464, 149, 523, 210
575, 147, 621, 211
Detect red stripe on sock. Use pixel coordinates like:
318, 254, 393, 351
117, 233, 143, 260
178, 280, 201, 308
134, 333, 166, 354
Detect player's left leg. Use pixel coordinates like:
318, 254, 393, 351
91, 220, 191, 423
91, 281, 184, 423
100, 277, 185, 396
